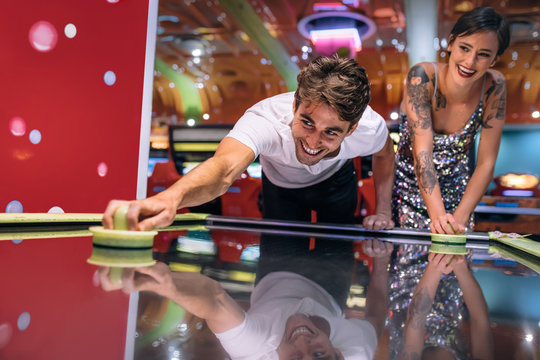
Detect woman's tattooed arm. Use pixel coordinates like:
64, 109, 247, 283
407, 65, 433, 131
482, 72, 506, 128
415, 151, 437, 195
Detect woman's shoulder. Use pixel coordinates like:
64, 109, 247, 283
408, 61, 437, 76
485, 68, 506, 84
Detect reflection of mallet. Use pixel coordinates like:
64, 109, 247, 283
87, 206, 157, 285
429, 233, 468, 255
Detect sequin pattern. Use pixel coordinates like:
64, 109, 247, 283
391, 102, 483, 230
387, 245, 469, 360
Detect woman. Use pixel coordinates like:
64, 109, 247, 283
388, 7, 510, 359
393, 6, 510, 234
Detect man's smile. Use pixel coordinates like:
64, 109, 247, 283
301, 142, 323, 156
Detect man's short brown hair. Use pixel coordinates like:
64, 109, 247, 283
294, 55, 371, 127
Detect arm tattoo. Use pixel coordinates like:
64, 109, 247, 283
482, 76, 506, 128
407, 65, 432, 130
406, 287, 433, 330
434, 88, 446, 111
415, 151, 438, 195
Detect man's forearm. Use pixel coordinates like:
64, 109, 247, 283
372, 136, 395, 215
168, 272, 245, 333
365, 257, 390, 338
165, 157, 234, 209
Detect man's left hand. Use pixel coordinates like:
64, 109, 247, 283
363, 213, 394, 230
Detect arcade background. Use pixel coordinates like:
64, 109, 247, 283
1, 0, 539, 359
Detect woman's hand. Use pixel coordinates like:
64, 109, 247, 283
429, 213, 466, 234
426, 253, 465, 275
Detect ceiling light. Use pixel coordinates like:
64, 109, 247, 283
309, 28, 362, 52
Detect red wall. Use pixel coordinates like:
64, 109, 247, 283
0, 1, 154, 358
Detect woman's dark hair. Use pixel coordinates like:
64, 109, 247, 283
448, 6, 510, 56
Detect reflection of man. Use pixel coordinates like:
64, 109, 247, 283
98, 239, 392, 359
103, 55, 395, 232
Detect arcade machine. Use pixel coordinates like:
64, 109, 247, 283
475, 173, 540, 234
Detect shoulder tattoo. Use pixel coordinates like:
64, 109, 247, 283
434, 87, 446, 111
482, 74, 506, 128
415, 151, 438, 195
407, 65, 432, 130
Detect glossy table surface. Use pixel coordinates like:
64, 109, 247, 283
1, 217, 539, 359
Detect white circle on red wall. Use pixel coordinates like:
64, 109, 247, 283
5, 200, 23, 213
29, 129, 42, 144
64, 23, 77, 39
104, 71, 116, 86
48, 206, 65, 214
6, 201, 24, 244
17, 313, 31, 331
28, 21, 58, 52
9, 117, 26, 136
97, 162, 108, 177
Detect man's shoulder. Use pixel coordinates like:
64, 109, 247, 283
251, 92, 294, 111
242, 92, 294, 125
356, 105, 386, 129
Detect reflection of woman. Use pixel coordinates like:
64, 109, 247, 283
398, 254, 493, 360
392, 6, 510, 234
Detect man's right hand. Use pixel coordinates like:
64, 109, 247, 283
102, 195, 177, 231
97, 262, 175, 298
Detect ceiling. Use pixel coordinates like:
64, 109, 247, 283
151, 0, 540, 128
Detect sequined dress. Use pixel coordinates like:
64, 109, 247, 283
392, 69, 486, 230
388, 66, 486, 359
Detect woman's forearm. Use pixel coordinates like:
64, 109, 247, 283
413, 150, 446, 219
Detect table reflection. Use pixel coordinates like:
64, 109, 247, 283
128, 227, 540, 360
1, 220, 539, 359
130, 230, 391, 360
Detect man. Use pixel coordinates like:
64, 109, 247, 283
98, 238, 393, 359
103, 55, 395, 231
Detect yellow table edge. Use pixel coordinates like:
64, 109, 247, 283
0, 212, 209, 224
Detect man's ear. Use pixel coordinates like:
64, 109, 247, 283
346, 122, 358, 136
292, 99, 296, 113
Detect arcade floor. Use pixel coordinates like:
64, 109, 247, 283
1, 216, 540, 359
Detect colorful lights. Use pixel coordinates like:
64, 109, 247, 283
28, 21, 58, 52
309, 28, 362, 52
313, 2, 348, 11
9, 117, 26, 136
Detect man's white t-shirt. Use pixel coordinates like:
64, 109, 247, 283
226, 92, 388, 189
215, 271, 378, 360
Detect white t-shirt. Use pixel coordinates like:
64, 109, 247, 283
215, 271, 377, 360
226, 92, 388, 188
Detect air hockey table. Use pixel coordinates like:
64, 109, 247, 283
1, 213, 539, 360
